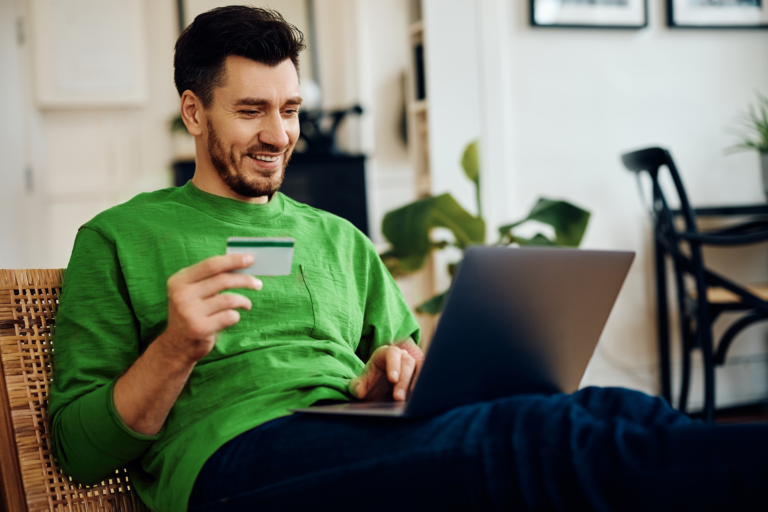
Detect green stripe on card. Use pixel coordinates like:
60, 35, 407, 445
228, 241, 294, 248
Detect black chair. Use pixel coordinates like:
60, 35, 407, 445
622, 147, 768, 423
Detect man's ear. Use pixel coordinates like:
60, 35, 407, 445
180, 90, 205, 137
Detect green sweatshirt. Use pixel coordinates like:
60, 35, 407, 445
49, 182, 420, 512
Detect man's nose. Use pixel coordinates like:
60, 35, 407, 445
258, 111, 290, 149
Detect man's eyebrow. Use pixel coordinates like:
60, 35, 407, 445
234, 96, 303, 106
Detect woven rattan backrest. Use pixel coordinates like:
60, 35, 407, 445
0, 269, 147, 512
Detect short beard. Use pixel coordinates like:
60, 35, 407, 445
206, 119, 291, 199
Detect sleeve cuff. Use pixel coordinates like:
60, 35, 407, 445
81, 378, 164, 460
53, 378, 164, 484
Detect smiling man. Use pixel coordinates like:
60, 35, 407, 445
49, 7, 421, 512
48, 6, 768, 512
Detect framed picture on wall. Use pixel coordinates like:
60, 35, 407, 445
667, 0, 768, 28
530, 0, 648, 29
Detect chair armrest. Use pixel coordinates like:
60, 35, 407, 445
678, 230, 768, 245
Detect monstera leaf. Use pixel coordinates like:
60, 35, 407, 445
498, 198, 590, 247
380, 193, 485, 277
461, 140, 482, 216
379, 139, 592, 317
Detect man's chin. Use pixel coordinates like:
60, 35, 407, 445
226, 175, 284, 198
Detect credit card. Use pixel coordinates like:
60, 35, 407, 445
226, 237, 295, 276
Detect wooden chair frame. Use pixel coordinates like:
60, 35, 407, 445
0, 269, 147, 512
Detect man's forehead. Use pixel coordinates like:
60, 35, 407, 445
216, 55, 300, 103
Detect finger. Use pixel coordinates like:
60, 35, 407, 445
349, 377, 367, 399
174, 254, 255, 285
410, 358, 423, 392
208, 308, 241, 332
394, 338, 424, 362
194, 272, 262, 298
393, 352, 415, 401
200, 293, 253, 316
384, 346, 402, 384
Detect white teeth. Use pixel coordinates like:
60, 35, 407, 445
252, 155, 279, 162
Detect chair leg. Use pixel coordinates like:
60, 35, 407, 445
699, 310, 716, 424
654, 239, 672, 404
678, 315, 693, 413
688, 246, 715, 424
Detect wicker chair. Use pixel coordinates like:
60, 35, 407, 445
0, 269, 147, 512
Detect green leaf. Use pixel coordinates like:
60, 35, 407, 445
415, 291, 448, 315
381, 193, 485, 276
498, 198, 590, 247
461, 140, 482, 217
380, 252, 426, 275
514, 233, 559, 247
461, 140, 480, 185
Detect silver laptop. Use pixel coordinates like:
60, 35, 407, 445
290, 246, 634, 418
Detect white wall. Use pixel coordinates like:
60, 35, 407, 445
490, 0, 768, 408
0, 0, 28, 269
1, 0, 48, 269
9, 0, 180, 269
423, 0, 482, 217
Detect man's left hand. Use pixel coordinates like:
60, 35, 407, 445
349, 340, 424, 402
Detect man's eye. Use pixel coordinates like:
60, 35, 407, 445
284, 109, 299, 116
240, 110, 258, 115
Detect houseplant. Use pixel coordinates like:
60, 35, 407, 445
727, 91, 768, 200
380, 140, 591, 314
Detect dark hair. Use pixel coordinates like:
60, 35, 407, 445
174, 6, 306, 108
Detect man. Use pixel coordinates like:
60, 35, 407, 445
51, 6, 767, 512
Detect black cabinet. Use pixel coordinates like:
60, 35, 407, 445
281, 153, 369, 236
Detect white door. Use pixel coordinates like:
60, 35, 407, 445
0, 0, 32, 269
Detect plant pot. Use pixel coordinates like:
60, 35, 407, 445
762, 152, 768, 202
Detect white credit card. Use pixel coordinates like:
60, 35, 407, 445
226, 237, 295, 276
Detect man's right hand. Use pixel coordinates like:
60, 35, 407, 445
114, 253, 261, 435
160, 253, 262, 363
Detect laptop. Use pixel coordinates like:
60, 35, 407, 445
290, 246, 635, 418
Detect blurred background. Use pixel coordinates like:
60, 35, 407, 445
2, 0, 768, 414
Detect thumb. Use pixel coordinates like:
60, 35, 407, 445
349, 376, 368, 399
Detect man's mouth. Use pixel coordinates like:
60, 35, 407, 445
249, 154, 280, 162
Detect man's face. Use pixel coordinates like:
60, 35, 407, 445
203, 55, 301, 198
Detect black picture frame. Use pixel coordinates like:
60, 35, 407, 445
530, 0, 648, 29
667, 0, 768, 29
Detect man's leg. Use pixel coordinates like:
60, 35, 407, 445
188, 387, 768, 511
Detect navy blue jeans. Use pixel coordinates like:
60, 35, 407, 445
187, 387, 768, 511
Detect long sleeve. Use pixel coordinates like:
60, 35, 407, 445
49, 227, 162, 485
355, 238, 421, 362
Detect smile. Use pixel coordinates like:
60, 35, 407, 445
250, 155, 280, 162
